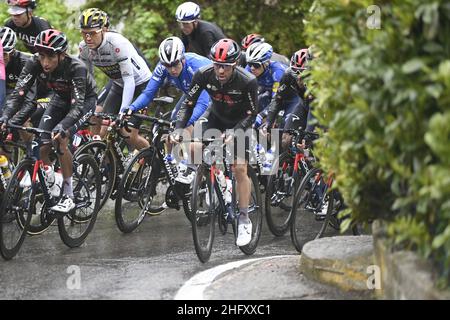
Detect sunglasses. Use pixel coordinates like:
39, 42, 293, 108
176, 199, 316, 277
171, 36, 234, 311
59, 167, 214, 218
162, 60, 181, 68
248, 62, 263, 69
80, 29, 102, 39
213, 62, 235, 70
292, 67, 308, 76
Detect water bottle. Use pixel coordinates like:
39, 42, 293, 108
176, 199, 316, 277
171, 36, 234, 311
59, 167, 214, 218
53, 170, 64, 197
263, 148, 275, 174
43, 165, 56, 195
255, 143, 266, 167
225, 177, 232, 204
0, 155, 12, 189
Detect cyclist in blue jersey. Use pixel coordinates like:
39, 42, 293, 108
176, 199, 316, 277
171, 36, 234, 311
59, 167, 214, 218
245, 42, 287, 127
126, 36, 211, 130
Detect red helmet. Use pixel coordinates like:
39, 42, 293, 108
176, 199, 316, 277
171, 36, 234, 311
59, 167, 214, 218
7, 0, 36, 9
34, 29, 68, 54
241, 33, 264, 50
210, 39, 241, 64
290, 49, 311, 71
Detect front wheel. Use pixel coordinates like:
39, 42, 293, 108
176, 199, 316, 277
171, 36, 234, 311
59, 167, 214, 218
0, 159, 34, 260
58, 154, 101, 248
191, 164, 216, 263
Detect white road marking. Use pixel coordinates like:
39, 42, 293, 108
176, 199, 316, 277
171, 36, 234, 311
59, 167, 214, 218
174, 255, 294, 300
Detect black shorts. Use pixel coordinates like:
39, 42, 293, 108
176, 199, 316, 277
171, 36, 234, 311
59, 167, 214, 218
283, 99, 309, 132
99, 81, 149, 129
38, 95, 96, 141
193, 112, 250, 162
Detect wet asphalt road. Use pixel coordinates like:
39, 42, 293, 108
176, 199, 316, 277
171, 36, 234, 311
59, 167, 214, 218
0, 201, 301, 300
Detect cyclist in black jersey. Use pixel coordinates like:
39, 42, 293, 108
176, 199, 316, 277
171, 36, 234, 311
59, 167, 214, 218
174, 39, 258, 247
1, 29, 97, 213
5, 0, 52, 54
175, 2, 226, 58
264, 49, 313, 150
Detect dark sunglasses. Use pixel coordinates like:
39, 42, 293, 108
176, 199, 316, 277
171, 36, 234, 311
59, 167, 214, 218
162, 60, 181, 68
248, 62, 263, 69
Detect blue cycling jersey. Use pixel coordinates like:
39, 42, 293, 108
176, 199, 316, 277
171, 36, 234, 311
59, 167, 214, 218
245, 61, 286, 97
130, 52, 212, 114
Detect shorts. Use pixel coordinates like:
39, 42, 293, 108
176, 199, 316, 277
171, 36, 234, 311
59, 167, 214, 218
192, 112, 250, 162
283, 98, 309, 132
99, 81, 149, 129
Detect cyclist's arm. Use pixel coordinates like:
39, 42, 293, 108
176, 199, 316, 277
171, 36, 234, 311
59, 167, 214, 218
79, 43, 95, 77
115, 43, 137, 113
58, 66, 91, 131
176, 70, 205, 129
2, 57, 39, 120
129, 63, 167, 112
186, 90, 210, 126
234, 78, 258, 131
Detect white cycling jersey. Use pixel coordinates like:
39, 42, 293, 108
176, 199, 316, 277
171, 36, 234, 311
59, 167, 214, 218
79, 32, 152, 111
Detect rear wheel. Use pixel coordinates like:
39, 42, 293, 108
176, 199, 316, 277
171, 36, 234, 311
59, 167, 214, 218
0, 159, 33, 260
58, 154, 101, 248
191, 164, 216, 263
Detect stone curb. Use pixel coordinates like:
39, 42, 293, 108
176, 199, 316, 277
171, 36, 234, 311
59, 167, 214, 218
300, 236, 375, 295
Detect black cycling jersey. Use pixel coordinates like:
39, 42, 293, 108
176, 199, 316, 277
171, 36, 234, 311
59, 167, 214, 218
266, 68, 307, 127
5, 16, 52, 54
176, 65, 258, 131
181, 20, 226, 57
4, 54, 97, 131
5, 50, 32, 93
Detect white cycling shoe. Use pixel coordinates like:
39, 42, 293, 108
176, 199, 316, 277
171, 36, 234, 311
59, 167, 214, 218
51, 195, 76, 213
236, 220, 252, 247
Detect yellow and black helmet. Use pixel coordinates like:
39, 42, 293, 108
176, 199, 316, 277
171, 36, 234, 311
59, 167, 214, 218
79, 8, 108, 29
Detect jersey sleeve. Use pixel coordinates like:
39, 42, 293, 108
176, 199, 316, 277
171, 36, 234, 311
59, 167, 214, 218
176, 69, 206, 129
130, 62, 167, 112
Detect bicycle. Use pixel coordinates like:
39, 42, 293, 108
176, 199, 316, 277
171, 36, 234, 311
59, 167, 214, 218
114, 113, 191, 233
265, 129, 318, 237
0, 124, 101, 260
74, 97, 174, 211
190, 138, 263, 263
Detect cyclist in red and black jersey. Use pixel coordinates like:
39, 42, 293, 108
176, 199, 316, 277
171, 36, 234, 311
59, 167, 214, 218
175, 39, 258, 247
1, 30, 97, 213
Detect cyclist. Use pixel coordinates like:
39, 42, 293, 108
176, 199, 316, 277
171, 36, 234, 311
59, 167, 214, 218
5, 0, 52, 54
127, 37, 211, 136
174, 39, 258, 247
263, 49, 312, 151
176, 2, 225, 58
0, 26, 46, 130
0, 29, 97, 213
79, 8, 151, 152
245, 42, 287, 124
239, 33, 289, 67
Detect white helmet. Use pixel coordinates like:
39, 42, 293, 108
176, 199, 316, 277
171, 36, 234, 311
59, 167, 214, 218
245, 42, 273, 64
175, 2, 200, 22
0, 26, 17, 53
159, 36, 185, 66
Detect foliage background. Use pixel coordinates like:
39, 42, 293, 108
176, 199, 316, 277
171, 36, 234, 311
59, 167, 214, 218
304, 0, 450, 286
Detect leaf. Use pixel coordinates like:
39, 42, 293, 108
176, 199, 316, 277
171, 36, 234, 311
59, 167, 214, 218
402, 59, 425, 74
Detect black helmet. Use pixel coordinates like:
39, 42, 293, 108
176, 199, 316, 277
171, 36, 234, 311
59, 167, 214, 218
79, 8, 109, 29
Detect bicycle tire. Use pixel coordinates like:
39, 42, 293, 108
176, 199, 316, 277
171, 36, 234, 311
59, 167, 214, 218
265, 152, 299, 237
57, 154, 101, 248
290, 167, 330, 252
74, 140, 116, 211
191, 163, 216, 263
114, 148, 157, 233
239, 165, 263, 255
0, 159, 33, 260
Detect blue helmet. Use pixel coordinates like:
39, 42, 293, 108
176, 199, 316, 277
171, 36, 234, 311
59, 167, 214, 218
175, 2, 200, 22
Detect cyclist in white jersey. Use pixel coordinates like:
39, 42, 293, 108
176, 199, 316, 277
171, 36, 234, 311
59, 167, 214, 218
78, 8, 151, 151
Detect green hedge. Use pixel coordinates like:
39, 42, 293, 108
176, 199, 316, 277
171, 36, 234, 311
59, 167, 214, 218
305, 0, 450, 286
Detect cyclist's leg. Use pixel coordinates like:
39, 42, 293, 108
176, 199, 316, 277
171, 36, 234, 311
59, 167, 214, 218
281, 98, 307, 151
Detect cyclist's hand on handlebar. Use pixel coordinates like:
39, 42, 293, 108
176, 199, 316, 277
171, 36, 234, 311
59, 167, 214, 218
222, 132, 234, 144
52, 125, 68, 141
169, 132, 182, 144
0, 117, 8, 131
